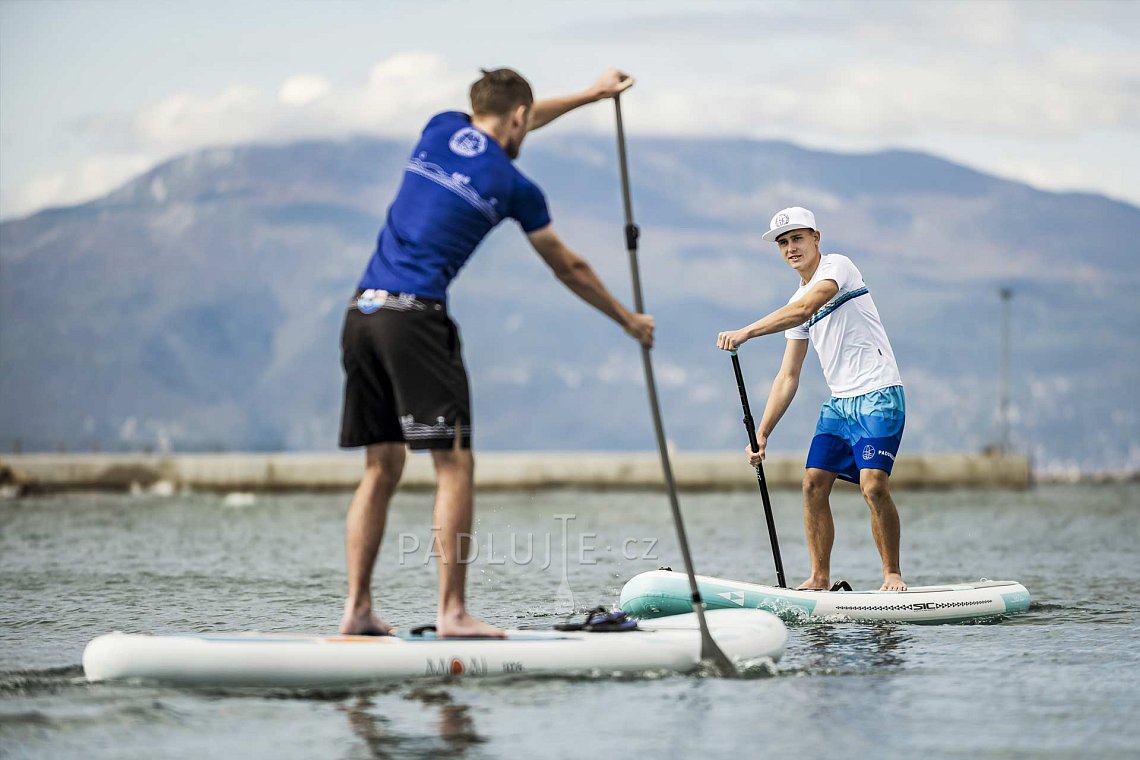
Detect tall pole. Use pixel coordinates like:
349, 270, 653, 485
613, 95, 738, 678
999, 287, 1013, 455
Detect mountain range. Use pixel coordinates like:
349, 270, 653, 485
2, 133, 1137, 475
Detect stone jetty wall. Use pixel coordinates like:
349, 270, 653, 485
0, 452, 1033, 493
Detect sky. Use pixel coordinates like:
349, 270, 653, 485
1, 0, 1138, 220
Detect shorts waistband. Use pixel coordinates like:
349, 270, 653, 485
349, 289, 445, 313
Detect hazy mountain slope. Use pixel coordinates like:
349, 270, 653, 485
2, 135, 1137, 473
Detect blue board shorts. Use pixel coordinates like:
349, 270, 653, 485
806, 385, 905, 483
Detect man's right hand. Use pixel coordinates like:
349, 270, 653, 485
625, 313, 655, 348
746, 435, 767, 466
589, 69, 635, 101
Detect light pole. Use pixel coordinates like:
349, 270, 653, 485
999, 287, 1013, 455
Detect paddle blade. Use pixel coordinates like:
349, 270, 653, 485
699, 632, 741, 678
691, 603, 739, 678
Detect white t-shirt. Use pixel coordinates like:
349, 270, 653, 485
783, 253, 902, 398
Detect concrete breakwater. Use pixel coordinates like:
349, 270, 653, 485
1, 451, 1031, 493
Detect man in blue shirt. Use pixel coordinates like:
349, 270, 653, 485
340, 68, 654, 637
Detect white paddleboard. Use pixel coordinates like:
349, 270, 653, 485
620, 570, 1031, 624
82, 609, 786, 687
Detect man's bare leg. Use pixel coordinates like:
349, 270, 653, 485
799, 468, 837, 590
431, 448, 505, 638
859, 468, 906, 591
341, 443, 406, 635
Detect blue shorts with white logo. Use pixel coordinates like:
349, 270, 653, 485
806, 385, 905, 484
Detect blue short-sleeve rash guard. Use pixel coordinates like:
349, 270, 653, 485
358, 111, 552, 301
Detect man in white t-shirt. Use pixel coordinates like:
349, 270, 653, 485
716, 207, 907, 591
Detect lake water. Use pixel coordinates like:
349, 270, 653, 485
1, 482, 1137, 758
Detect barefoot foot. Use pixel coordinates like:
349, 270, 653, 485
340, 605, 393, 636
797, 575, 830, 591
880, 573, 907, 591
437, 611, 507, 638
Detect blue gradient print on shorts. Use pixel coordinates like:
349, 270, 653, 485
806, 385, 905, 483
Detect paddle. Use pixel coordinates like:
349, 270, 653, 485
613, 94, 738, 678
729, 349, 788, 588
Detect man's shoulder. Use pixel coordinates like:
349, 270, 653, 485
821, 253, 862, 279
822, 252, 856, 267
425, 110, 471, 129
419, 111, 478, 147
510, 165, 544, 194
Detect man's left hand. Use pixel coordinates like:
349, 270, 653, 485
590, 69, 635, 101
717, 329, 750, 351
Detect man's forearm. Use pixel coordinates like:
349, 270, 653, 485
758, 375, 799, 439
743, 303, 813, 341
530, 69, 633, 131
557, 258, 631, 329
529, 90, 598, 131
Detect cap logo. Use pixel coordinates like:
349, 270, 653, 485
775, 213, 789, 226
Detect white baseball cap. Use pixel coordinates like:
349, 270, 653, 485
762, 207, 817, 242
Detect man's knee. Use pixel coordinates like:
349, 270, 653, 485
803, 469, 834, 504
363, 444, 406, 491
860, 470, 891, 505
431, 447, 474, 478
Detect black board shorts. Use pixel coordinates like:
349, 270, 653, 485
339, 289, 472, 450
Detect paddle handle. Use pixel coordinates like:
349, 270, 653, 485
731, 350, 761, 453
730, 351, 788, 589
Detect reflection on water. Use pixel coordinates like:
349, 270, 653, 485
790, 624, 911, 674
340, 688, 485, 759
409, 689, 484, 755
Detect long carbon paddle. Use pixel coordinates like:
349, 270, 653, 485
729, 350, 787, 588
613, 94, 738, 678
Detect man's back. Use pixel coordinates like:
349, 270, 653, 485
359, 111, 550, 301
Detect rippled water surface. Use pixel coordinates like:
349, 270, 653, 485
2, 482, 1137, 758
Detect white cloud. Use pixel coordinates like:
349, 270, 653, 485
279, 75, 331, 107
556, 365, 583, 389
620, 51, 1139, 143
2, 153, 153, 217
656, 362, 687, 388
134, 85, 270, 148
2, 52, 470, 218
558, 3, 1139, 148
4, 27, 1138, 220
486, 365, 530, 386
132, 51, 467, 153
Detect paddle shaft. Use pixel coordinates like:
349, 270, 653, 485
614, 95, 737, 677
730, 351, 788, 588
